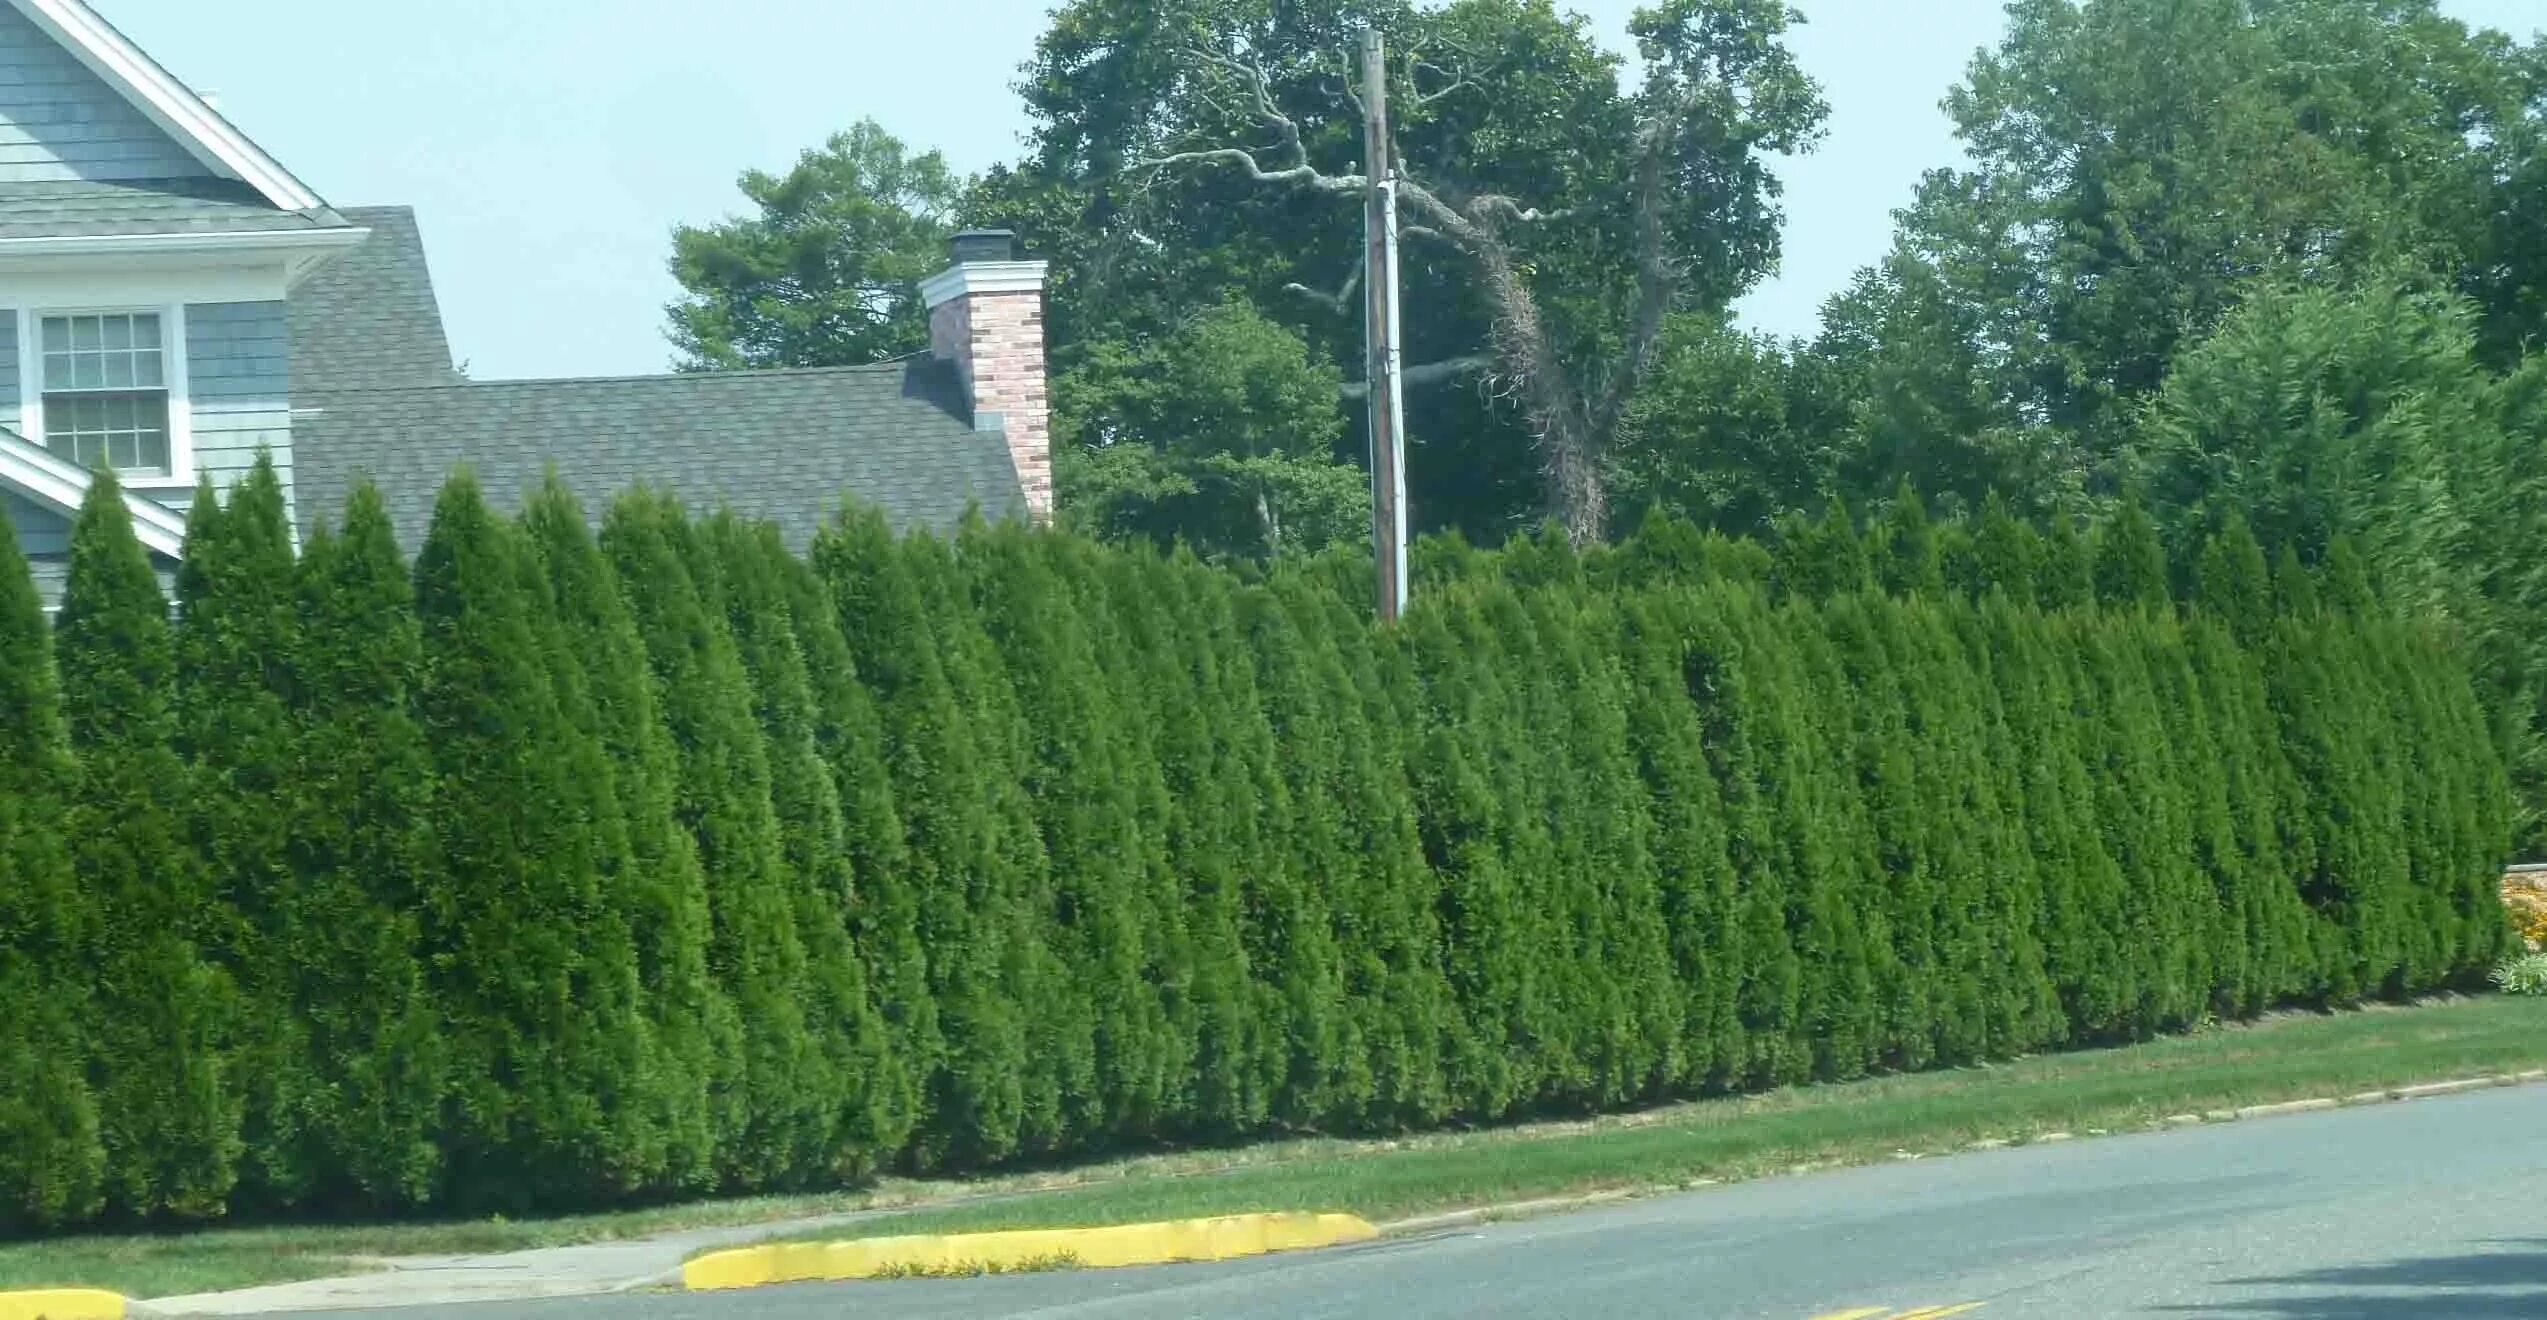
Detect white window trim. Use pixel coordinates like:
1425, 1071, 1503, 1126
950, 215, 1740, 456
15, 304, 193, 490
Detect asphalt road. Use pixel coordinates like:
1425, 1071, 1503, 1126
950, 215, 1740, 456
348, 1083, 2547, 1319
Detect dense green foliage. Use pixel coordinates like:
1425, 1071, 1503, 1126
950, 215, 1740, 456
0, 499, 100, 1227
0, 469, 2511, 1231
664, 0, 2547, 843
56, 472, 237, 1221
675, 0, 1827, 546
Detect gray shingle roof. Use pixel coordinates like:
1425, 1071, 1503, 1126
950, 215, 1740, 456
288, 206, 1027, 548
291, 363, 1027, 551
286, 207, 460, 392
0, 177, 347, 239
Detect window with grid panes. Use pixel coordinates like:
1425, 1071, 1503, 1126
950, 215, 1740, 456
40, 313, 172, 477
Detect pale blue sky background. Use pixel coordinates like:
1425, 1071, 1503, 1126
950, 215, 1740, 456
97, 0, 2547, 381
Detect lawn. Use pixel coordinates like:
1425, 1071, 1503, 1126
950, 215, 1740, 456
6, 995, 2541, 1298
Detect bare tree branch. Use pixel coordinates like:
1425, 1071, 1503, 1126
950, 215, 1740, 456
1283, 255, 1365, 316
1470, 195, 1575, 225
1340, 354, 1495, 400
1146, 40, 1668, 544
1140, 147, 1365, 195
1411, 62, 1475, 109
1142, 44, 1369, 196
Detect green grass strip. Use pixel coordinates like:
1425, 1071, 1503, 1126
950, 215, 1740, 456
7, 997, 2540, 1299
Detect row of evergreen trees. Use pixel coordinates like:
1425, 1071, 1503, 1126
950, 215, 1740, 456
0, 461, 2513, 1231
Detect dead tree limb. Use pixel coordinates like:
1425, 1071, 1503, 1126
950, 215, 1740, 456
1144, 44, 1696, 544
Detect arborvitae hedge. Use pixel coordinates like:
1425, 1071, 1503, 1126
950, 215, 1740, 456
270, 487, 444, 1211
57, 470, 238, 1220
0, 476, 2514, 1230
173, 458, 306, 1208
520, 478, 729, 1193
410, 473, 651, 1207
0, 498, 101, 1227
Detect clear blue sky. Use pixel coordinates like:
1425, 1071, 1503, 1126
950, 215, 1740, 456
99, 0, 2546, 381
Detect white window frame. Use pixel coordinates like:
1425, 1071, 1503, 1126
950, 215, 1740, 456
15, 303, 193, 489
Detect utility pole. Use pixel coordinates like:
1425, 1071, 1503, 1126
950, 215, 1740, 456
1362, 27, 1409, 623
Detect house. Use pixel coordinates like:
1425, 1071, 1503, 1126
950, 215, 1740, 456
0, 0, 1051, 608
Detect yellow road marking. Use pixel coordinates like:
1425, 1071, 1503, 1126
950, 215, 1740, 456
1895, 1307, 1985, 1319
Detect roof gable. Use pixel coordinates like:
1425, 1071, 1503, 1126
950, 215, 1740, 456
1, 0, 322, 211
0, 424, 186, 559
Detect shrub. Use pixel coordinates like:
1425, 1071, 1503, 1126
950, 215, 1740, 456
2490, 952, 2547, 996
0, 496, 102, 1230
0, 487, 2517, 1229
57, 468, 239, 1220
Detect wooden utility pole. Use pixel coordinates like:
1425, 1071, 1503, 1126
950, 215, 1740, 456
1362, 27, 1409, 623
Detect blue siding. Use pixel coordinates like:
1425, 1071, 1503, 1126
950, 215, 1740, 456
5, 490, 64, 555
0, 6, 205, 183
7, 491, 67, 613
184, 301, 293, 528
0, 310, 15, 422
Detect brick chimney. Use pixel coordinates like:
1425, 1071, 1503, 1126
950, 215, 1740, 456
920, 229, 1053, 523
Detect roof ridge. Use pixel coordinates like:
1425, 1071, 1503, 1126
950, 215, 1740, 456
300, 362, 939, 394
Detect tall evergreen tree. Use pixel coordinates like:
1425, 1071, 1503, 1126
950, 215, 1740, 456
603, 492, 846, 1186
2094, 500, 2173, 610
2195, 515, 2275, 646
1234, 578, 1364, 1122
172, 458, 309, 1206
1873, 484, 1948, 598
411, 472, 652, 1206
1293, 573, 1459, 1128
905, 525, 1078, 1154
1966, 491, 2042, 603
1097, 549, 1279, 1136
1772, 501, 1874, 602
520, 477, 730, 1191
813, 506, 1026, 1168
963, 519, 1178, 1142
702, 510, 900, 1176
0, 499, 102, 1228
769, 529, 928, 1156
1516, 583, 1681, 1101
1616, 588, 1746, 1090
57, 469, 239, 1218
267, 486, 444, 1210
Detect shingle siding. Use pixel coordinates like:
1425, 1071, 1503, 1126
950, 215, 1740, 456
0, 5, 206, 184
4, 490, 65, 555
185, 300, 293, 526
8, 490, 69, 615
0, 309, 15, 421
26, 551, 63, 609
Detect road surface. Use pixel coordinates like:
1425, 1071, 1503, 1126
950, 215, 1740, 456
330, 1082, 2547, 1319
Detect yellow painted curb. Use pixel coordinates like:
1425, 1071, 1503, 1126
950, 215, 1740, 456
682, 1211, 1379, 1291
0, 1290, 127, 1320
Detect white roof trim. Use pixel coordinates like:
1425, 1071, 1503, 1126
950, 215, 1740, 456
920, 260, 1051, 310
3, 0, 326, 213
0, 227, 368, 259
0, 428, 188, 560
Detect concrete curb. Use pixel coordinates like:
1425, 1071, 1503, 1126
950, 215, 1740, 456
1380, 1189, 1639, 1236
0, 1290, 130, 1320
2003, 1068, 2547, 1151
680, 1211, 1378, 1291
